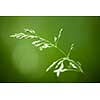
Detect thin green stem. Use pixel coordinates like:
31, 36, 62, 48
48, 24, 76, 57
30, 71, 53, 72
54, 46, 67, 57
66, 43, 74, 58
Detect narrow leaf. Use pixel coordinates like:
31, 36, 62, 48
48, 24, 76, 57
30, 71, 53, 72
32, 40, 41, 45
46, 60, 58, 72
54, 36, 57, 42
54, 62, 64, 77
69, 62, 77, 69
55, 60, 64, 69
58, 28, 63, 39
24, 28, 35, 34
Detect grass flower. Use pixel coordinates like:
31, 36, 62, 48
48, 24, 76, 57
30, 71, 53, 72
10, 28, 83, 77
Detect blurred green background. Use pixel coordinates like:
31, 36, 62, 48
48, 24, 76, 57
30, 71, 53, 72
0, 16, 100, 82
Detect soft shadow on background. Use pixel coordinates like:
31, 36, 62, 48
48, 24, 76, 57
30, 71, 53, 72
0, 16, 100, 82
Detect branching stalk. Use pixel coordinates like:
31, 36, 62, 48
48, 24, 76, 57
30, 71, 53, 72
10, 28, 83, 77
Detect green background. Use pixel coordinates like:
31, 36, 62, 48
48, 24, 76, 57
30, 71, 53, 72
0, 16, 100, 82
